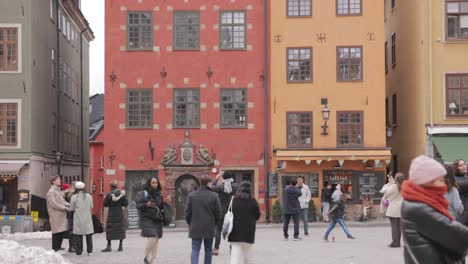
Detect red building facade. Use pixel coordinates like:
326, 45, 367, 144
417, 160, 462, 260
103, 0, 267, 224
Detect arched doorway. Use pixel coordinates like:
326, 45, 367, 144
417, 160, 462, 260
175, 174, 200, 220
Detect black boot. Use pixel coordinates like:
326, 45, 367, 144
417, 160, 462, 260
118, 240, 123, 252
101, 240, 111, 252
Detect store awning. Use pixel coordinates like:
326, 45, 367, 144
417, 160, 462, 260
274, 148, 392, 161
0, 163, 27, 176
432, 135, 468, 162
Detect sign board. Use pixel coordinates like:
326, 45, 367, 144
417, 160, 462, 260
268, 173, 278, 198
309, 172, 320, 198
18, 189, 30, 202
355, 171, 385, 198
106, 169, 116, 175
31, 211, 39, 222
127, 208, 140, 229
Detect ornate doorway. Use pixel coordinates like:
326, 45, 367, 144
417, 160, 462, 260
175, 174, 200, 220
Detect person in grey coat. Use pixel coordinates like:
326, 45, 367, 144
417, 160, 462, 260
136, 177, 164, 264
102, 180, 129, 252
445, 165, 464, 220
70, 181, 94, 256
185, 174, 222, 264
454, 159, 468, 225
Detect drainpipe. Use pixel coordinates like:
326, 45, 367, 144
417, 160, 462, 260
80, 24, 89, 185
55, 0, 62, 180
263, 0, 270, 224
428, 1, 433, 128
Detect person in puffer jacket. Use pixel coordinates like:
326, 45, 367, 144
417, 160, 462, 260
401, 155, 468, 264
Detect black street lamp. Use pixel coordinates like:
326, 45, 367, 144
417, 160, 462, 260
321, 105, 330, 136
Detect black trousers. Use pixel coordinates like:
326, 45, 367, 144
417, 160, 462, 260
283, 214, 299, 239
52, 231, 66, 251
214, 224, 222, 249
389, 217, 401, 246
75, 234, 93, 255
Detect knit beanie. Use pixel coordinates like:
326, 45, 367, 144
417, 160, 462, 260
75, 181, 85, 190
409, 155, 447, 185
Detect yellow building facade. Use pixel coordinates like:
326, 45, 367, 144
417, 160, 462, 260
385, 0, 468, 174
270, 0, 390, 219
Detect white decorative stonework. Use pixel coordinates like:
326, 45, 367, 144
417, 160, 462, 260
214, 83, 221, 89
213, 102, 220, 108
154, 25, 160, 31
213, 24, 219, 30
153, 46, 160, 53
230, 0, 235, 3
166, 124, 173, 129
200, 5, 206, 11
120, 6, 127, 11
201, 124, 207, 129
137, 0, 143, 3
230, 77, 237, 84
214, 123, 220, 129
120, 46, 126, 51
153, 6, 160, 11
119, 83, 127, 89
137, 78, 143, 85
213, 46, 219, 51
184, 78, 190, 84
119, 124, 125, 130
247, 45, 253, 51
167, 83, 174, 89
200, 45, 207, 51
247, 82, 254, 89
153, 124, 160, 130
248, 102, 254, 108
153, 83, 159, 89
153, 103, 160, 109
119, 103, 126, 109
200, 83, 207, 89
120, 25, 126, 30
200, 24, 206, 30
213, 5, 220, 11
166, 46, 173, 52
246, 5, 253, 10
166, 103, 173, 109
200, 102, 207, 109
167, 6, 173, 11
166, 25, 173, 30
184, 0, 189, 3
248, 123, 255, 129
247, 24, 253, 30
118, 164, 126, 170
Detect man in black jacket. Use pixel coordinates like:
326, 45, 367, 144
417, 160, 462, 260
282, 178, 302, 241
321, 183, 333, 222
454, 159, 468, 226
185, 174, 222, 264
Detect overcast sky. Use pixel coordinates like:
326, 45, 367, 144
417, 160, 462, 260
81, 0, 104, 96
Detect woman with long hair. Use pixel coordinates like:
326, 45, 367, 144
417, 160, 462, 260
228, 181, 260, 264
445, 165, 464, 220
102, 180, 129, 252
63, 181, 76, 253
70, 181, 94, 256
383, 172, 405, 248
136, 177, 164, 264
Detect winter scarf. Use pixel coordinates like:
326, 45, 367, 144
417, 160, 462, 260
401, 181, 453, 221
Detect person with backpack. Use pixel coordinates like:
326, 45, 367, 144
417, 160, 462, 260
102, 180, 129, 252
136, 177, 165, 264
211, 171, 238, 255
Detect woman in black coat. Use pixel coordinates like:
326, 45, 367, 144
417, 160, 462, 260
102, 180, 128, 252
228, 181, 260, 264
136, 177, 164, 264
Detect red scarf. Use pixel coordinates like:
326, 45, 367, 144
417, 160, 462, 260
401, 181, 453, 221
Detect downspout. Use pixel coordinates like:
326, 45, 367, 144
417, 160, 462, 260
428, 1, 433, 128
55, 0, 62, 180
263, 0, 270, 224
80, 24, 89, 185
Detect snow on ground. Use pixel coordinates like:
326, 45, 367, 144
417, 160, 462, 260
0, 240, 72, 264
0, 231, 51, 241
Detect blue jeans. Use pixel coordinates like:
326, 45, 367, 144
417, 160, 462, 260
283, 214, 299, 238
191, 238, 214, 264
300, 209, 309, 234
324, 217, 351, 238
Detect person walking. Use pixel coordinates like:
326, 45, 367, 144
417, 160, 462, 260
228, 181, 260, 264
102, 180, 129, 252
46, 175, 70, 252
185, 174, 222, 264
445, 165, 464, 221
282, 178, 302, 241
401, 155, 468, 264
297, 176, 311, 236
136, 177, 165, 264
454, 159, 468, 225
70, 181, 94, 256
323, 194, 356, 241
211, 171, 238, 255
321, 183, 332, 223
383, 172, 405, 248
63, 182, 76, 253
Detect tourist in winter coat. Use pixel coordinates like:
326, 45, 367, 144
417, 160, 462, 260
383, 173, 405, 248
297, 176, 311, 236
46, 175, 70, 251
445, 165, 464, 220
70, 181, 94, 256
401, 155, 468, 264
185, 174, 222, 264
63, 182, 76, 253
102, 180, 129, 252
282, 178, 302, 240
136, 177, 164, 264
228, 181, 260, 264
321, 183, 332, 222
211, 171, 238, 255
453, 159, 468, 225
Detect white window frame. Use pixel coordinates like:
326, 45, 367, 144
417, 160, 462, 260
0, 24, 22, 74
0, 99, 22, 149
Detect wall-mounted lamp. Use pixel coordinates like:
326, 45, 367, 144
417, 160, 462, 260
109, 151, 116, 168
109, 71, 117, 88
449, 102, 457, 115
321, 104, 330, 136
160, 66, 167, 83
206, 65, 213, 83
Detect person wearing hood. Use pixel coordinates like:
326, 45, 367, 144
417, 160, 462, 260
453, 159, 468, 225
282, 178, 302, 241
210, 171, 238, 255
102, 180, 129, 252
70, 181, 94, 256
401, 155, 468, 264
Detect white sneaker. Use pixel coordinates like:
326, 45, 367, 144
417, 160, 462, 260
87, 253, 93, 256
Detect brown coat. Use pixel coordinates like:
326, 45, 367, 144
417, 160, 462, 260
46, 186, 69, 234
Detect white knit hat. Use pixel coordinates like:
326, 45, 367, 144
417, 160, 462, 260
409, 155, 447, 185
75, 181, 85, 189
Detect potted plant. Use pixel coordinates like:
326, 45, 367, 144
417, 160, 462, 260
308, 199, 317, 222
272, 200, 283, 223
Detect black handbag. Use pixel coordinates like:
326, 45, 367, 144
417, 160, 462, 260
92, 214, 104, 233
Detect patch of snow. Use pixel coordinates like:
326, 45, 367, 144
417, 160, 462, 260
0, 231, 51, 241
0, 240, 72, 264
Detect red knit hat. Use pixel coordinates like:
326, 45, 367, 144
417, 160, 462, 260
62, 183, 70, 191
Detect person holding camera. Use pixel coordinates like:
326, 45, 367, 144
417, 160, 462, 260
136, 177, 165, 264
